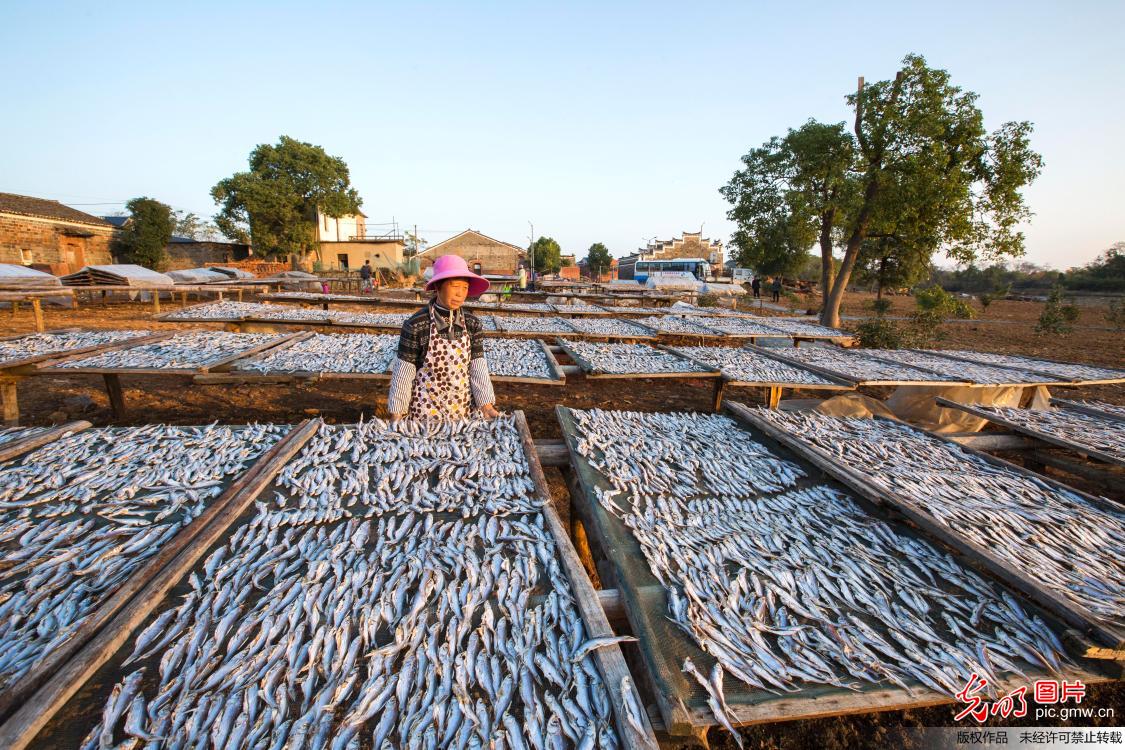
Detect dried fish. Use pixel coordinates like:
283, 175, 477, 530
564, 342, 713, 376
55, 332, 283, 370
964, 404, 1124, 462
85, 416, 621, 748
484, 339, 558, 380
0, 423, 285, 691
755, 410, 1125, 621
863, 349, 1050, 385
0, 426, 50, 448
1053, 399, 1125, 421
0, 330, 151, 367
687, 317, 791, 337
634, 316, 721, 336
562, 318, 655, 338
671, 346, 838, 385
769, 346, 959, 383
495, 316, 575, 334
932, 351, 1125, 384
234, 333, 399, 375
569, 408, 1075, 725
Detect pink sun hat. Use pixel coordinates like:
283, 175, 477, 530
425, 255, 490, 297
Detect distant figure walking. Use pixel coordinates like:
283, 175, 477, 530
751, 276, 761, 299
359, 260, 374, 293
770, 277, 782, 303
518, 266, 528, 291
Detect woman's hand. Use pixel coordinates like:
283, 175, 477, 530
480, 403, 501, 420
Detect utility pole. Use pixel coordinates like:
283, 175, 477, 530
528, 221, 535, 290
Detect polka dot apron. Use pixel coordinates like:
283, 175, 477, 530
407, 304, 472, 421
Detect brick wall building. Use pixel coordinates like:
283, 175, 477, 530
417, 229, 526, 276
165, 237, 252, 270
0, 192, 116, 274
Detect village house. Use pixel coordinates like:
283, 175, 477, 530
417, 229, 526, 276
314, 208, 405, 271
0, 192, 115, 274
616, 231, 724, 280
102, 217, 251, 270
577, 256, 618, 282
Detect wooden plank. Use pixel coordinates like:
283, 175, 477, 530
193, 372, 322, 385
723, 400, 1125, 649
537, 338, 568, 382
1051, 398, 1125, 423
102, 374, 126, 419
30, 299, 44, 332
1, 379, 21, 427
936, 397, 1125, 468
0, 420, 92, 463
1026, 450, 1125, 494
944, 432, 1038, 451
0, 420, 319, 740
512, 411, 660, 750
534, 439, 570, 467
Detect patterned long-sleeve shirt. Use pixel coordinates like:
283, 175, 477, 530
387, 301, 495, 415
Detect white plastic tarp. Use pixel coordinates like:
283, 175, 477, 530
0, 264, 62, 290
168, 268, 230, 284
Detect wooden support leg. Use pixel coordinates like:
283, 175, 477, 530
767, 385, 783, 409
181, 292, 188, 306
237, 290, 243, 302
103, 374, 127, 420
217, 291, 225, 301
1, 379, 19, 427
31, 299, 44, 332
10, 301, 18, 318
711, 380, 726, 413
153, 294, 161, 314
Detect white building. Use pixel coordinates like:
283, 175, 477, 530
314, 208, 367, 242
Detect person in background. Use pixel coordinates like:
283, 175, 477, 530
518, 265, 528, 291
359, 259, 373, 293
751, 276, 761, 299
387, 255, 500, 421
771, 277, 782, 303
320, 279, 330, 294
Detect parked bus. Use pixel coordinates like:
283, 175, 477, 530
632, 258, 712, 284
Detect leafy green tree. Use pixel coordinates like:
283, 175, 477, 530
211, 136, 362, 258
113, 197, 174, 269
1036, 285, 1080, 334
403, 229, 427, 258
584, 242, 613, 278
721, 120, 856, 303
1064, 242, 1125, 292
723, 54, 1043, 328
529, 236, 562, 274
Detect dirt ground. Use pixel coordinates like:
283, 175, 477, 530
2, 296, 1123, 748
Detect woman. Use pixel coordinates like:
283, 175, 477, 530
387, 255, 501, 421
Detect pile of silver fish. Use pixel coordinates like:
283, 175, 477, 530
598, 306, 678, 316
634, 316, 719, 336
488, 303, 556, 314
756, 318, 847, 338
770, 346, 954, 383
935, 351, 1125, 384
670, 347, 838, 385
235, 334, 400, 375
330, 311, 412, 329
688, 317, 791, 337
268, 292, 371, 302
475, 315, 500, 332
55, 332, 283, 371
0, 423, 285, 692
83, 418, 627, 749
483, 339, 558, 380
550, 302, 606, 314
495, 316, 575, 335
564, 342, 713, 376
0, 330, 151, 367
862, 350, 1047, 385
163, 301, 266, 321
970, 405, 1124, 462
0, 425, 50, 448
755, 410, 1125, 621
561, 318, 654, 338
569, 408, 1073, 736
1054, 399, 1125, 421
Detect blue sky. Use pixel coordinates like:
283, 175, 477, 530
2, 1, 1121, 268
